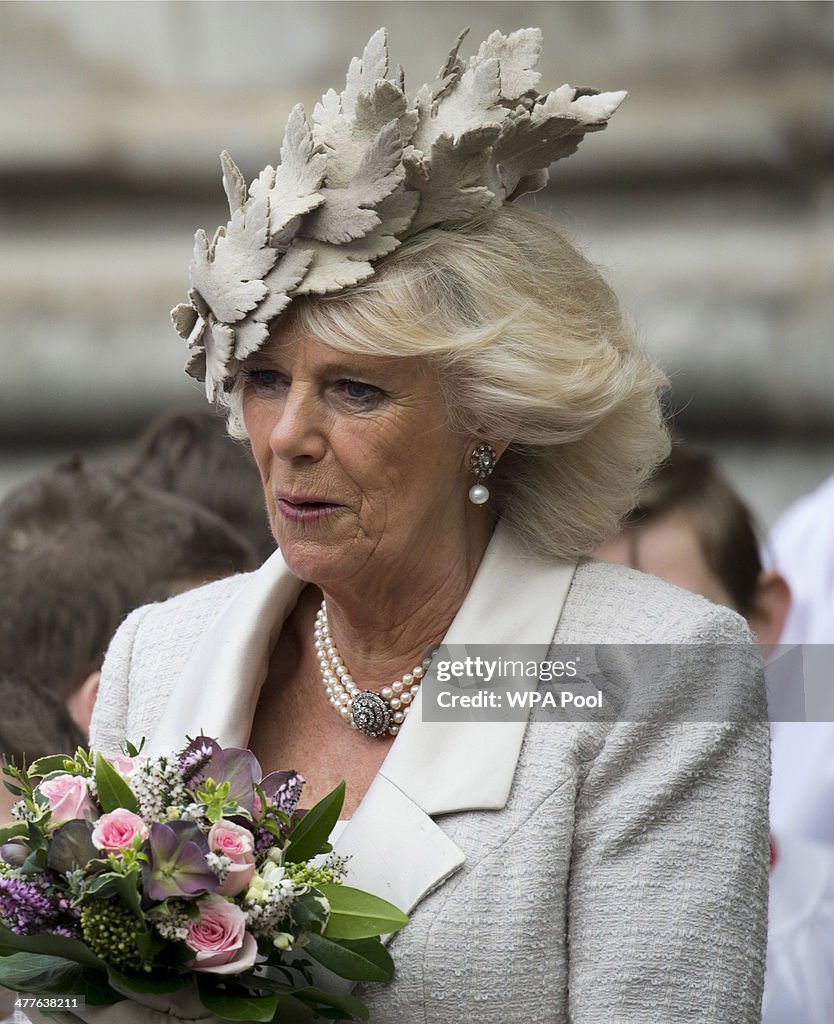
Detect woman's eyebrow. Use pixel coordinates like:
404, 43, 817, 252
319, 361, 385, 377
250, 355, 404, 380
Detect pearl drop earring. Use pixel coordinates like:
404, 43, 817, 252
469, 443, 497, 505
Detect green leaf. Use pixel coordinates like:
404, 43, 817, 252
83, 869, 146, 920
284, 781, 345, 864
319, 885, 408, 940
196, 981, 279, 1022
0, 951, 82, 992
304, 933, 393, 982
95, 753, 139, 814
106, 965, 183, 996
230, 977, 368, 1021
135, 929, 167, 964
0, 952, 117, 1004
122, 739, 145, 758
292, 986, 370, 1021
292, 891, 330, 934
23, 821, 46, 853
114, 869, 144, 921
73, 970, 122, 1005
269, 993, 320, 1022
21, 848, 47, 875
0, 923, 106, 970
28, 755, 75, 778
85, 873, 122, 897
47, 820, 97, 874
0, 823, 28, 845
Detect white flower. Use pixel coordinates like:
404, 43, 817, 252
130, 755, 189, 821
206, 852, 233, 885
261, 862, 286, 886
243, 866, 296, 938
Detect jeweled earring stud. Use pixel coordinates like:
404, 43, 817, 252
469, 443, 497, 505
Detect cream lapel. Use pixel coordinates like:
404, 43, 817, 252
145, 548, 303, 756
333, 522, 576, 919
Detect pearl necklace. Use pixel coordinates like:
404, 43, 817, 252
314, 602, 428, 738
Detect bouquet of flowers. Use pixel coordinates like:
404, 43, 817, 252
0, 736, 407, 1021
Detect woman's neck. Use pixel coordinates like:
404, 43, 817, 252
315, 515, 495, 689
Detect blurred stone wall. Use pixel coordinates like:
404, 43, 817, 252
1, 1, 833, 519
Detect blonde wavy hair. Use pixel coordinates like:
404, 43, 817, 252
222, 205, 670, 559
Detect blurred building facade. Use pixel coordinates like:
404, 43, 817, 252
1, 1, 833, 523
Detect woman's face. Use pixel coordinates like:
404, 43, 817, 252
241, 324, 475, 587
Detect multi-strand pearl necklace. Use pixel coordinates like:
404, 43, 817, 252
314, 601, 429, 738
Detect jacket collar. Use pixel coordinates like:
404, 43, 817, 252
379, 523, 576, 815
147, 547, 304, 757
148, 521, 576, 917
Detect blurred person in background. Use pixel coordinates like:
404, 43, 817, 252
766, 472, 834, 849
111, 408, 276, 563
768, 472, 834, 646
598, 444, 834, 1024
0, 458, 257, 752
596, 444, 791, 645
0, 678, 85, 821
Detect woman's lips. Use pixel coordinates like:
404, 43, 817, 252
276, 497, 341, 522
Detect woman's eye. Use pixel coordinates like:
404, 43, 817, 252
337, 380, 383, 406
242, 369, 286, 393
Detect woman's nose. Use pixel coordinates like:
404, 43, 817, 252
268, 390, 327, 462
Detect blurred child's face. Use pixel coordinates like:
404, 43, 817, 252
597, 510, 736, 610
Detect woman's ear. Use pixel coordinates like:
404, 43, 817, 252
66, 670, 100, 738
492, 438, 512, 461
747, 571, 792, 651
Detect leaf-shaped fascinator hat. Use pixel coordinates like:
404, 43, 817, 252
172, 27, 626, 398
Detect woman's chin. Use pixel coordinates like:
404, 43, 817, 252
275, 538, 357, 587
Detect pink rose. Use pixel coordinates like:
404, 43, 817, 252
186, 894, 258, 974
208, 820, 256, 897
39, 775, 97, 824
109, 755, 146, 777
91, 809, 149, 854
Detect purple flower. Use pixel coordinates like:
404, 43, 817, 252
0, 874, 80, 937
143, 821, 218, 902
253, 771, 306, 850
252, 825, 277, 857
178, 737, 218, 787
179, 737, 261, 815
220, 750, 262, 815
0, 841, 30, 868
261, 771, 305, 819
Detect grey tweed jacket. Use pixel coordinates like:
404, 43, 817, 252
86, 524, 769, 1024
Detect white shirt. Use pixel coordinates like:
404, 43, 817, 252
764, 833, 834, 1024
767, 474, 834, 845
768, 472, 834, 645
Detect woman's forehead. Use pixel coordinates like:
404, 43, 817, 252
248, 326, 429, 379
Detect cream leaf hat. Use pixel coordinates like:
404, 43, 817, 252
171, 27, 626, 398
